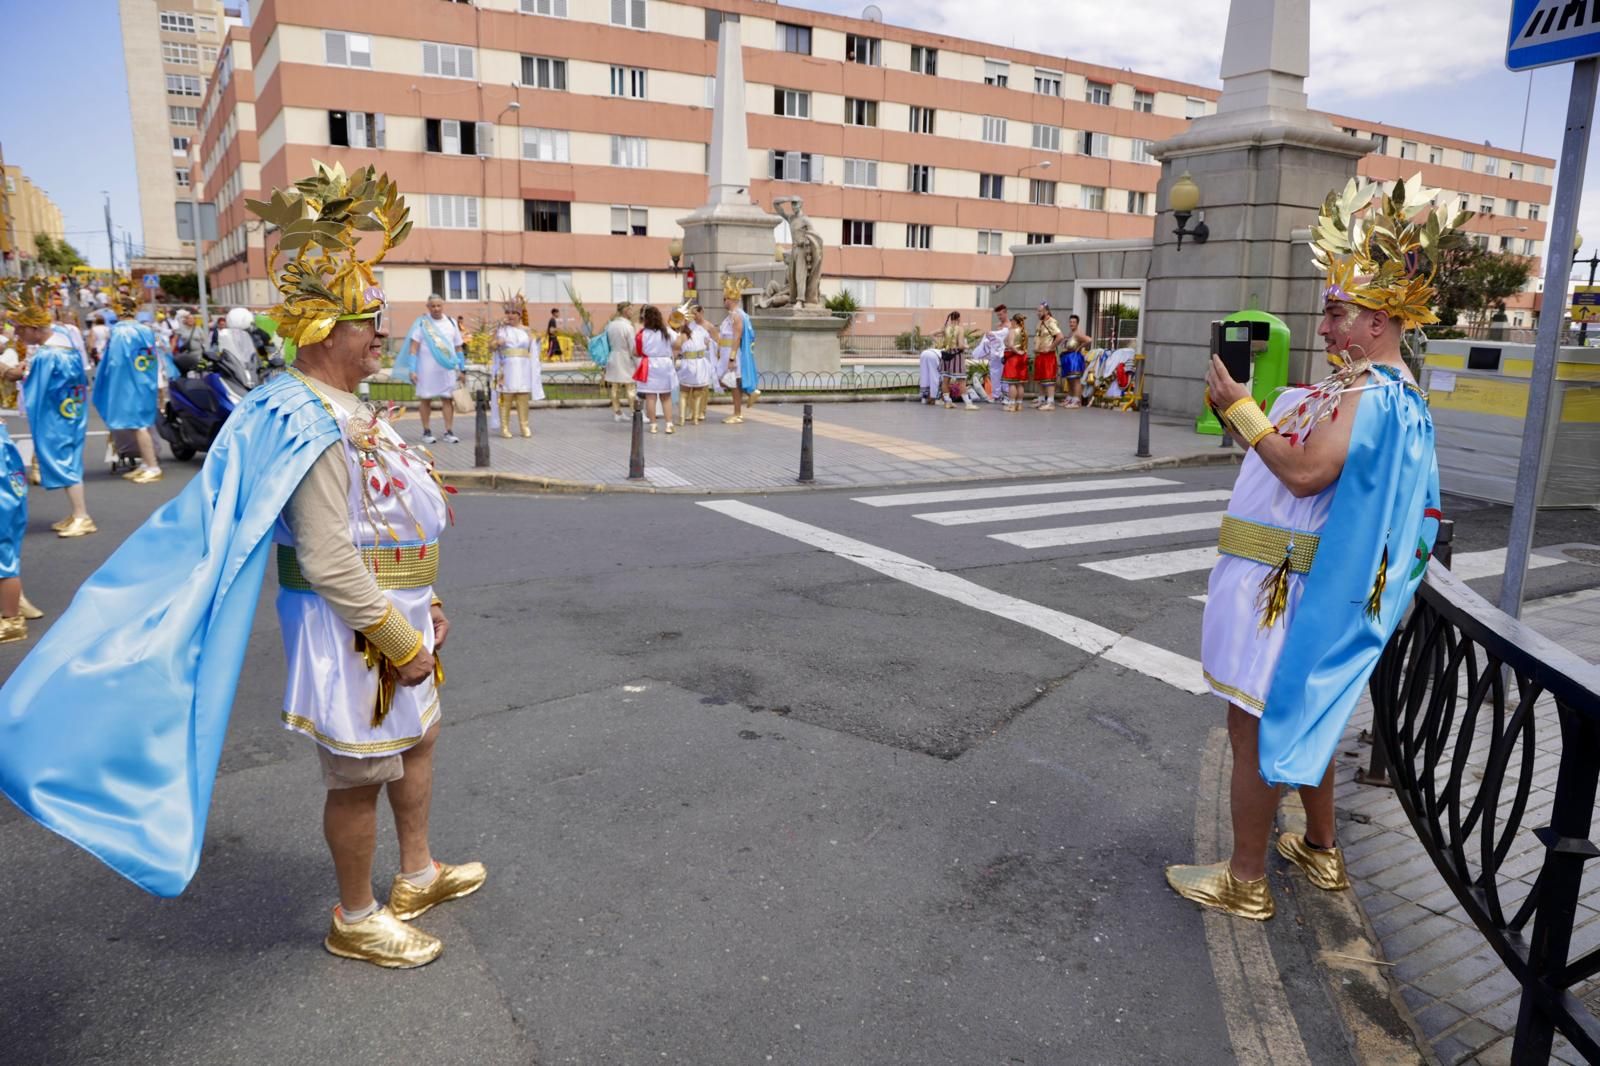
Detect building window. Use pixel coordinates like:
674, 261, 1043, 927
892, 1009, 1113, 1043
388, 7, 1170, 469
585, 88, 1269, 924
1485, 157, 1500, 176
769, 150, 821, 183
981, 116, 1007, 144
1398, 140, 1417, 161
775, 88, 810, 118
423, 42, 475, 79
524, 199, 571, 232
521, 55, 568, 89
1461, 151, 1476, 170
609, 206, 648, 236
907, 163, 933, 194
846, 33, 880, 65
1510, 161, 1524, 181
428, 194, 481, 229
776, 22, 811, 55
203, 45, 219, 66
1427, 145, 1442, 165
1026, 233, 1052, 245
977, 230, 1003, 255
1086, 81, 1113, 106
911, 45, 937, 75
425, 119, 482, 155
171, 136, 190, 155
522, 127, 570, 161
983, 60, 1008, 87
329, 110, 386, 148
979, 174, 1004, 200
1480, 196, 1495, 215
1530, 203, 1541, 221
1524, 238, 1537, 256
842, 219, 875, 246
845, 98, 879, 127
1474, 235, 1490, 250
1080, 131, 1109, 158
703, 9, 738, 39
1499, 236, 1513, 252
909, 106, 935, 135
169, 105, 198, 126
159, 10, 196, 33
175, 168, 191, 188
1536, 165, 1547, 182
905, 225, 932, 251
1185, 96, 1207, 119
162, 41, 199, 65
522, 0, 569, 14
611, 272, 649, 303
1131, 139, 1155, 164
325, 31, 372, 68
1372, 133, 1389, 154
166, 74, 202, 97
904, 281, 932, 307
1034, 70, 1062, 97
429, 269, 481, 302
1133, 90, 1154, 113
1031, 124, 1061, 152
841, 279, 876, 306
611, 136, 648, 168
843, 158, 878, 187
1127, 190, 1149, 214
1081, 185, 1106, 211
610, 65, 647, 99
526, 271, 572, 303
610, 0, 646, 28
1028, 179, 1056, 206
1507, 198, 1521, 217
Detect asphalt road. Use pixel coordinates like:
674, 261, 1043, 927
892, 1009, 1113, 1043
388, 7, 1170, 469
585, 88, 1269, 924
2, 456, 1595, 1065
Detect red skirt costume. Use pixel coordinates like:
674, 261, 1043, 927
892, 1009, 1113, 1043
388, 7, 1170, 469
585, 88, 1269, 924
1002, 351, 1030, 382
1033, 351, 1060, 381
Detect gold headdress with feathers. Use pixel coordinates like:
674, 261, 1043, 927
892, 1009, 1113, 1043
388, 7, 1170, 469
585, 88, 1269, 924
113, 289, 139, 317
1, 277, 54, 328
721, 274, 748, 302
501, 290, 528, 326
1309, 175, 1468, 331
245, 160, 412, 348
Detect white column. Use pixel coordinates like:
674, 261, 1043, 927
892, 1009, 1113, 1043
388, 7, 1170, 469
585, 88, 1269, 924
1216, 0, 1310, 114
708, 19, 753, 207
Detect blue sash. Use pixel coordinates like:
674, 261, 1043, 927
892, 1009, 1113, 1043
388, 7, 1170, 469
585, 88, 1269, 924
394, 315, 465, 377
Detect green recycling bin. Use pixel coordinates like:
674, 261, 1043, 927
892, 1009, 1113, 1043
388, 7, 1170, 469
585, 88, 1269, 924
1196, 308, 1292, 435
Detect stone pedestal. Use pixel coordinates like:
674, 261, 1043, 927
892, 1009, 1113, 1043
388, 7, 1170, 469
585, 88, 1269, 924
679, 206, 781, 287
750, 309, 846, 377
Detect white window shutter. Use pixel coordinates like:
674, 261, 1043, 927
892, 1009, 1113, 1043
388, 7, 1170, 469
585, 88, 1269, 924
477, 122, 493, 157
784, 151, 799, 179
767, 149, 776, 178
813, 155, 825, 183
374, 113, 386, 149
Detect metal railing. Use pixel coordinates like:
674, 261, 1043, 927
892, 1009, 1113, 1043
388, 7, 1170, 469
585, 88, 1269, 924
1370, 563, 1600, 1063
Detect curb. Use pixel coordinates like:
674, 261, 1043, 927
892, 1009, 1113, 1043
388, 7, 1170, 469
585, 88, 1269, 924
440, 448, 1242, 496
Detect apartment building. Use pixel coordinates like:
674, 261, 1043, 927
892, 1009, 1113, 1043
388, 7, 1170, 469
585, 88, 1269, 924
220, 0, 1554, 332
119, 0, 234, 272
1, 163, 65, 274
198, 27, 270, 308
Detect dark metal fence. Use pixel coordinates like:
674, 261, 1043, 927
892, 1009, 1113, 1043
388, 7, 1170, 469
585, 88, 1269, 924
1371, 564, 1600, 1062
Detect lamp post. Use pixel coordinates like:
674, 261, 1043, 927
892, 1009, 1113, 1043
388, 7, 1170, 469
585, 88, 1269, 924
1015, 160, 1053, 246
1168, 172, 1209, 249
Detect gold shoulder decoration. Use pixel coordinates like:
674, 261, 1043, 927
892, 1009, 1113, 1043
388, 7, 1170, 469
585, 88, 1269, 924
1, 277, 54, 328
1308, 175, 1469, 330
245, 160, 412, 349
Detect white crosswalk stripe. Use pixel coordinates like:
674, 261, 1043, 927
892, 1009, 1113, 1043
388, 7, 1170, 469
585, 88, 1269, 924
1082, 546, 1220, 580
913, 489, 1234, 527
993, 510, 1228, 549
853, 476, 1180, 508
1447, 547, 1564, 581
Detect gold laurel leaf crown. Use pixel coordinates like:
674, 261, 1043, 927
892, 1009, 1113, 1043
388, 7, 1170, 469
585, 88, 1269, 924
721, 274, 749, 302
1, 277, 54, 328
245, 160, 412, 349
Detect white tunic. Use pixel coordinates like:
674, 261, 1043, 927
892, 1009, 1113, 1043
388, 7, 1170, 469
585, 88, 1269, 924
408, 314, 463, 399
1200, 388, 1335, 717
638, 328, 678, 394
676, 324, 714, 388
493, 325, 545, 398
274, 389, 450, 755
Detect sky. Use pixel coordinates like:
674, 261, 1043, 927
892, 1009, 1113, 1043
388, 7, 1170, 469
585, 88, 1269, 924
4, 0, 1598, 286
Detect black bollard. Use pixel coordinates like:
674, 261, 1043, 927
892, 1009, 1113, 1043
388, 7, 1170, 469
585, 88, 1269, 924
798, 403, 814, 483
628, 396, 646, 480
474, 386, 490, 469
1134, 355, 1152, 459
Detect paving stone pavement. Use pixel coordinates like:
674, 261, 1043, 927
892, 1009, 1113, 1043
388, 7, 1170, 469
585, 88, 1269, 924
410, 396, 1225, 490
1337, 588, 1600, 1065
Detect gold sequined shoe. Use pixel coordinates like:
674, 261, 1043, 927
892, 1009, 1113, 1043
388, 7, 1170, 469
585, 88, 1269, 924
388, 860, 488, 921
1166, 861, 1275, 921
0, 616, 27, 644
323, 905, 442, 969
129, 468, 164, 485
56, 515, 98, 538
17, 595, 42, 620
50, 516, 72, 532
1276, 832, 1351, 891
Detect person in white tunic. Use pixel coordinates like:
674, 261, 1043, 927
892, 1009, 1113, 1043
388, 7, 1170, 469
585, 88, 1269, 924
403, 294, 465, 445
602, 302, 638, 421
491, 296, 543, 438
675, 304, 714, 425
635, 305, 678, 433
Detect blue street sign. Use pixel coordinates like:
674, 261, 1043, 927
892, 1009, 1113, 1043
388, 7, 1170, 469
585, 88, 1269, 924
1508, 0, 1600, 71
142, 274, 160, 289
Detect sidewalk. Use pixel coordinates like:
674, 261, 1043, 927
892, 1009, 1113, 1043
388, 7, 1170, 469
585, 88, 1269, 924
1337, 588, 1600, 1065
417, 397, 1232, 492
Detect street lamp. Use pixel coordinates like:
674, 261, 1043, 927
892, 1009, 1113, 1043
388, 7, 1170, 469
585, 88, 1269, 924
1572, 231, 1600, 346
1015, 160, 1053, 244
668, 237, 684, 274
1168, 171, 1209, 250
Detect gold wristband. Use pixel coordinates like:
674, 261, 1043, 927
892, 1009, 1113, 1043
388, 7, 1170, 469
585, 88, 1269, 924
361, 603, 425, 665
1223, 397, 1275, 447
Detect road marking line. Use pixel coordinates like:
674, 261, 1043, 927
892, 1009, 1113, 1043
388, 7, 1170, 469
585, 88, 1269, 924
853, 476, 1181, 508
915, 490, 1233, 527
742, 409, 962, 461
1448, 547, 1563, 581
700, 500, 1206, 696
1193, 727, 1314, 1066
1082, 546, 1220, 580
646, 466, 692, 488
993, 511, 1227, 549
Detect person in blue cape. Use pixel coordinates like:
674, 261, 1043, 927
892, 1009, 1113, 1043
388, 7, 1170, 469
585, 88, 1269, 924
391, 292, 465, 445
0, 162, 483, 971
1166, 177, 1460, 921
92, 293, 165, 484
6, 277, 95, 537
715, 273, 758, 424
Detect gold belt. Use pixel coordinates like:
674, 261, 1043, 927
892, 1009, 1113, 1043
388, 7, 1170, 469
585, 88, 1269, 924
501, 351, 531, 359
681, 352, 707, 359
277, 542, 440, 591
1218, 516, 1319, 573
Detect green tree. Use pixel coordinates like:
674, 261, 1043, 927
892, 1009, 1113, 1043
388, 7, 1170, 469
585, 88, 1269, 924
159, 272, 199, 302
1432, 244, 1532, 329
32, 233, 85, 272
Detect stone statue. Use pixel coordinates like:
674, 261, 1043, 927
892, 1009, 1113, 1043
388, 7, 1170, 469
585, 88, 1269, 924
759, 197, 824, 310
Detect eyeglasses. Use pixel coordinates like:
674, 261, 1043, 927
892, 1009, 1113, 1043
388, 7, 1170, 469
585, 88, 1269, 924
337, 304, 386, 335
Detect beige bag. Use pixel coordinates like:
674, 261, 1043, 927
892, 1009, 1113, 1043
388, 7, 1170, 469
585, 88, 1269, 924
451, 383, 475, 413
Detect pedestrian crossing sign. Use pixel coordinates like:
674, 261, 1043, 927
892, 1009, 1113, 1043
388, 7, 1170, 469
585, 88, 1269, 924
1571, 286, 1600, 322
1508, 0, 1600, 71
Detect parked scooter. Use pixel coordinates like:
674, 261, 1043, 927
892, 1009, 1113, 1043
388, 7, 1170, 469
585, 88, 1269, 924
157, 342, 259, 461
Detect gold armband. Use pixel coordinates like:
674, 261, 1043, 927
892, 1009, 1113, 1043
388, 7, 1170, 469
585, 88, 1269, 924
361, 603, 424, 666
1222, 397, 1275, 447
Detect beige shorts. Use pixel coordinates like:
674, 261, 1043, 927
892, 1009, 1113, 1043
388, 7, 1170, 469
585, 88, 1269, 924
318, 746, 406, 790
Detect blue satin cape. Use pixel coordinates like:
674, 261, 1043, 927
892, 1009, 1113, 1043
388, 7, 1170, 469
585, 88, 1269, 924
1258, 366, 1440, 787
92, 321, 160, 429
22, 339, 89, 489
393, 315, 466, 378
737, 312, 758, 388
0, 372, 339, 896
0, 424, 27, 579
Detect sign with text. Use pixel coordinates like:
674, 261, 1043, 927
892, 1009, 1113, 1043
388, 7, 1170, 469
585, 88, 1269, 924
1570, 285, 1600, 321
1508, 0, 1600, 70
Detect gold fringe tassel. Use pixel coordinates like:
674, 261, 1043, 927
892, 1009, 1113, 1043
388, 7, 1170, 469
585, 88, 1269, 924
1365, 545, 1389, 621
1256, 545, 1294, 630
355, 633, 399, 728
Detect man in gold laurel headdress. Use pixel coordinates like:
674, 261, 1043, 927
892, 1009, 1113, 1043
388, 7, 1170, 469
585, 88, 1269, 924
1164, 177, 1454, 921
